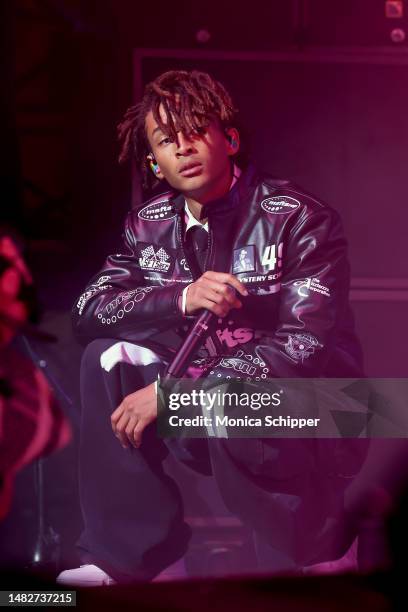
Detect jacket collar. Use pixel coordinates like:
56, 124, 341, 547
171, 164, 257, 221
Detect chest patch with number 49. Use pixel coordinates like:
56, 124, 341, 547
261, 243, 283, 271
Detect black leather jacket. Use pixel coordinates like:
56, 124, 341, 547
72, 165, 363, 379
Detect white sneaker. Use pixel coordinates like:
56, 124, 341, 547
56, 564, 116, 587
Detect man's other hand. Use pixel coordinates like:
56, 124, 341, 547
111, 382, 157, 449
185, 271, 248, 317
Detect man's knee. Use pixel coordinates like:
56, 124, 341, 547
81, 338, 119, 374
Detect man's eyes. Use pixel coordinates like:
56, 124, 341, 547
157, 127, 207, 146
158, 136, 173, 146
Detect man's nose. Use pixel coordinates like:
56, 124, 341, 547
175, 132, 196, 156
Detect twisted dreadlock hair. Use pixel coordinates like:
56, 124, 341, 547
117, 70, 241, 190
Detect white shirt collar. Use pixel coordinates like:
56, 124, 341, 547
184, 164, 242, 234
185, 200, 207, 232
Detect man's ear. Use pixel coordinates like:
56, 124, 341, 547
225, 127, 240, 156
146, 154, 163, 179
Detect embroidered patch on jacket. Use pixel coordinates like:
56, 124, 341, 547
138, 200, 176, 221
293, 278, 331, 298
136, 243, 175, 274
261, 196, 300, 215
240, 271, 282, 284
233, 246, 256, 273
260, 243, 283, 271
284, 333, 322, 363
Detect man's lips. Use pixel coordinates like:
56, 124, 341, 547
178, 162, 202, 177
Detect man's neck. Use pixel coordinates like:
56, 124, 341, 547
184, 163, 235, 222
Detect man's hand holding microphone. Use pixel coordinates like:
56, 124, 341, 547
111, 271, 248, 449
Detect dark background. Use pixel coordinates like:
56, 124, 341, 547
1, 0, 407, 574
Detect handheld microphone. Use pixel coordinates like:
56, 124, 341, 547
162, 308, 214, 382
162, 283, 240, 383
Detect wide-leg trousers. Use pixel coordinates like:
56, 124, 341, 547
77, 339, 354, 582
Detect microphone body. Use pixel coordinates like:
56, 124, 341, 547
162, 309, 215, 383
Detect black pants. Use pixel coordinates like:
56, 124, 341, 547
77, 339, 352, 583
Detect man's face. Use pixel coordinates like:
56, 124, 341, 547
145, 105, 238, 201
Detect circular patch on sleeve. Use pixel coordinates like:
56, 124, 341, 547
261, 196, 300, 215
